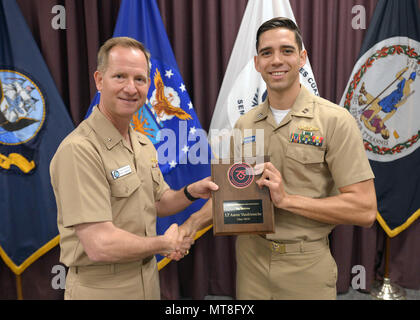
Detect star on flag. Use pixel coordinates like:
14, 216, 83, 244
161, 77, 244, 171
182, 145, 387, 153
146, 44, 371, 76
169, 160, 177, 168
165, 69, 174, 79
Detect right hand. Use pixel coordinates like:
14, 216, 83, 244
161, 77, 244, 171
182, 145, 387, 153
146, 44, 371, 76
162, 223, 193, 261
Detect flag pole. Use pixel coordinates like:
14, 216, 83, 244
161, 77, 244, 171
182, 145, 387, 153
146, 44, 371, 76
370, 233, 406, 300
384, 235, 390, 278
16, 274, 23, 300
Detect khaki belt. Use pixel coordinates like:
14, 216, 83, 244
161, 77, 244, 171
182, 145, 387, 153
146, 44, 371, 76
257, 235, 328, 254
72, 256, 154, 275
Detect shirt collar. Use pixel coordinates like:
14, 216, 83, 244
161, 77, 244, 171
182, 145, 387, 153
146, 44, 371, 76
253, 86, 314, 125
86, 106, 124, 150
87, 107, 151, 150
253, 99, 278, 129
289, 86, 315, 119
130, 126, 149, 145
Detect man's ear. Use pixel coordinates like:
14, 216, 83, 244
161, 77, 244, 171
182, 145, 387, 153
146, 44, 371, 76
94, 70, 103, 91
299, 49, 307, 68
254, 55, 260, 73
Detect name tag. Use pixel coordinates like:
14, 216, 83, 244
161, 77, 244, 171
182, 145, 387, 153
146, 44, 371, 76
243, 136, 256, 144
111, 165, 132, 180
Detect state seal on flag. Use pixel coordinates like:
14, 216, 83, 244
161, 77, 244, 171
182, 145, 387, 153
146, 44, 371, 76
342, 37, 420, 162
0, 69, 46, 145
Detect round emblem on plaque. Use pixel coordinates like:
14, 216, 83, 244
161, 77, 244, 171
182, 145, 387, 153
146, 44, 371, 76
228, 162, 254, 189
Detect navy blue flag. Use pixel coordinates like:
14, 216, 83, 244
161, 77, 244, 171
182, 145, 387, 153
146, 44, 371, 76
340, 0, 420, 237
0, 0, 74, 274
87, 0, 211, 268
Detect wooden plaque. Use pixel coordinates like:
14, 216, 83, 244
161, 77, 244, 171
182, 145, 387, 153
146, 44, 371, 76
211, 156, 274, 236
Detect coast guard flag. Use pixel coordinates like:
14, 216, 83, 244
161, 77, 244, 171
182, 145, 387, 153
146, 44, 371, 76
87, 0, 211, 268
209, 0, 318, 158
340, 0, 420, 237
0, 0, 74, 274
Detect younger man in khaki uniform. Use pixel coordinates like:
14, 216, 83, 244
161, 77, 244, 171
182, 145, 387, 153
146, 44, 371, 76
231, 18, 377, 299
50, 37, 217, 300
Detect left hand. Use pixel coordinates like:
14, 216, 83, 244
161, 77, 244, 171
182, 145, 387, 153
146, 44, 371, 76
187, 177, 219, 199
255, 162, 288, 208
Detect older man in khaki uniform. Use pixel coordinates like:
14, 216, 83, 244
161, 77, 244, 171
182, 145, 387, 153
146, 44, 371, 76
50, 37, 217, 300
230, 18, 377, 299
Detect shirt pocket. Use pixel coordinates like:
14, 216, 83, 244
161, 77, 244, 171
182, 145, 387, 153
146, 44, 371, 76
286, 143, 325, 165
150, 167, 169, 201
150, 167, 162, 184
284, 144, 330, 198
110, 173, 141, 198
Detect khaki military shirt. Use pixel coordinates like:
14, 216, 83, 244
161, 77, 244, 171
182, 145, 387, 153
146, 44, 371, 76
233, 86, 374, 242
50, 107, 169, 267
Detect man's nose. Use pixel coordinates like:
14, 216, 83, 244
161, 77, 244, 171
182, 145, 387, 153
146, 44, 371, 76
271, 51, 284, 65
123, 79, 137, 94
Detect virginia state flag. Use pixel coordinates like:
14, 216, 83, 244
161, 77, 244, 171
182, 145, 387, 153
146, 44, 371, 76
0, 0, 74, 274
209, 0, 319, 158
87, 0, 211, 269
340, 0, 420, 237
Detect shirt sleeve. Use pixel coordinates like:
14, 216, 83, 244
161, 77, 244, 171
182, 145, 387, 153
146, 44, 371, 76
325, 109, 375, 188
51, 140, 113, 228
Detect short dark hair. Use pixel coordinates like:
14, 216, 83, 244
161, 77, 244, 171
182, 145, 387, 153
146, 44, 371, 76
256, 17, 303, 52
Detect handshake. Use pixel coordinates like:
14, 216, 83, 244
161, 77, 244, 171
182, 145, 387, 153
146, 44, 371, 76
160, 223, 195, 261
159, 199, 212, 261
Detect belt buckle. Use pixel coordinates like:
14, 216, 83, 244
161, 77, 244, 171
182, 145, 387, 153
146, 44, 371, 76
271, 242, 286, 253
